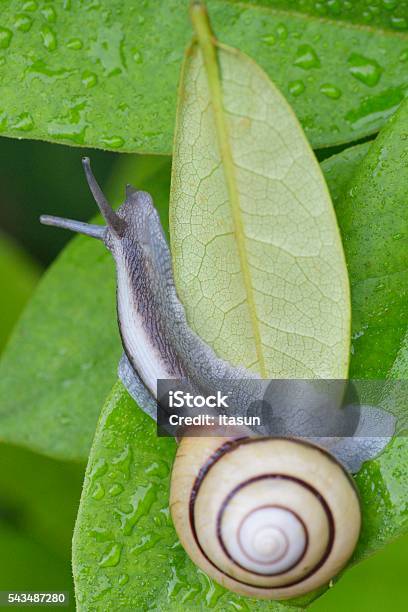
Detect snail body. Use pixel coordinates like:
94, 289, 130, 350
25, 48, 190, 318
40, 159, 365, 600
171, 436, 360, 599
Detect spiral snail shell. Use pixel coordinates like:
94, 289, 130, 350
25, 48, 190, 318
171, 436, 361, 600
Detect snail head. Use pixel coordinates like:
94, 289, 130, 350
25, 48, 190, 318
40, 157, 163, 262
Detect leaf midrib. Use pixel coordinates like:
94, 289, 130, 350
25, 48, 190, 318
192, 9, 268, 377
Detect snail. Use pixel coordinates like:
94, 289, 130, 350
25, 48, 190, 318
40, 158, 394, 600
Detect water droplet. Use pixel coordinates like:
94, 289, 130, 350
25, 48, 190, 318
0, 28, 13, 49
99, 542, 122, 568
294, 44, 320, 69
82, 70, 98, 88
229, 600, 250, 611
67, 37, 83, 50
22, 1, 37, 11
40, 25, 57, 51
11, 112, 34, 131
89, 457, 108, 485
26, 60, 73, 82
14, 14, 33, 32
48, 98, 88, 144
261, 34, 276, 46
130, 533, 161, 556
118, 573, 129, 586
89, 23, 126, 76
41, 6, 57, 23
345, 85, 406, 131
276, 23, 288, 40
112, 444, 132, 477
108, 483, 123, 496
399, 49, 408, 62
202, 573, 225, 608
89, 527, 112, 542
348, 53, 383, 87
373, 145, 390, 177
288, 79, 305, 96
327, 0, 342, 15
132, 48, 143, 63
382, 0, 398, 8
391, 15, 408, 30
320, 83, 342, 99
92, 482, 105, 500
0, 111, 8, 131
145, 460, 169, 478
114, 483, 157, 535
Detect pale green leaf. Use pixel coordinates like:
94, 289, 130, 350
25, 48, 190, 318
170, 35, 350, 379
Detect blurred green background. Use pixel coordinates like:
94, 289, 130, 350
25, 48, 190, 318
0, 137, 406, 611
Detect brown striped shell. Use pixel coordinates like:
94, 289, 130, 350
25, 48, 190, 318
170, 437, 361, 600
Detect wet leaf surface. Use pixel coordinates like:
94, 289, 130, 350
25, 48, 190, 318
0, 0, 407, 151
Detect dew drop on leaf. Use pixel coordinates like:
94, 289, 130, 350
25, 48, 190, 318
40, 25, 57, 51
276, 23, 288, 40
348, 53, 383, 87
14, 15, 33, 32
0, 27, 12, 49
89, 458, 108, 486
294, 44, 320, 69
99, 542, 122, 568
132, 48, 143, 63
48, 99, 88, 144
118, 573, 129, 586
391, 15, 408, 30
382, 0, 398, 8
92, 482, 105, 501
101, 136, 124, 148
22, 0, 38, 11
66, 37, 83, 50
108, 483, 124, 496
261, 33, 276, 46
11, 112, 34, 131
81, 70, 98, 88
41, 6, 57, 23
288, 79, 305, 96
89, 527, 112, 542
320, 83, 342, 99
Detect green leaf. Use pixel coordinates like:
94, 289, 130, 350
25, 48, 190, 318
170, 26, 350, 378
320, 142, 371, 207
73, 381, 302, 611
0, 0, 407, 152
336, 102, 408, 381
0, 154, 171, 461
332, 99, 408, 563
0, 233, 40, 352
